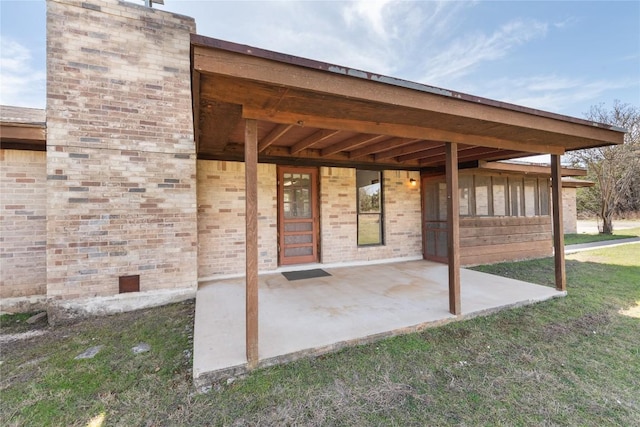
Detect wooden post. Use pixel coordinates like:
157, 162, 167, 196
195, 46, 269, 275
551, 154, 566, 291
245, 119, 259, 368
446, 142, 461, 315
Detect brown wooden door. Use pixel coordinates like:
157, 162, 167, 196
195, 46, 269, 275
422, 177, 448, 263
278, 167, 319, 265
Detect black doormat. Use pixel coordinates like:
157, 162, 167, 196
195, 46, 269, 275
282, 268, 331, 281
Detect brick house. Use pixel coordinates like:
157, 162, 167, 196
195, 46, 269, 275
0, 0, 624, 324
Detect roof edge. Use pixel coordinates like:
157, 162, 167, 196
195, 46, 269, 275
191, 34, 626, 135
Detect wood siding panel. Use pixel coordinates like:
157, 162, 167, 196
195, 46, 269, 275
459, 216, 552, 265
461, 245, 551, 266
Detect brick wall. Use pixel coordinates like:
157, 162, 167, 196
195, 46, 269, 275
562, 187, 578, 234
0, 150, 47, 299
46, 0, 197, 301
320, 167, 422, 263
197, 163, 421, 277
197, 160, 277, 278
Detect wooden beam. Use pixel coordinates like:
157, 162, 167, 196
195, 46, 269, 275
321, 133, 385, 157
201, 142, 423, 169
192, 70, 201, 149
290, 129, 340, 154
551, 154, 566, 292
419, 146, 511, 166
0, 124, 46, 144
242, 108, 566, 155
446, 142, 461, 315
245, 118, 259, 369
258, 123, 293, 152
479, 160, 587, 176
198, 100, 242, 152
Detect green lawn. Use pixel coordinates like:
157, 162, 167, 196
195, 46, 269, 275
2, 243, 639, 426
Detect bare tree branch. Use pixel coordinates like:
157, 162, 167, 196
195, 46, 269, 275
567, 101, 640, 234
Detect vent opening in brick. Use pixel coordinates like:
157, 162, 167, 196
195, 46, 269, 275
119, 275, 140, 293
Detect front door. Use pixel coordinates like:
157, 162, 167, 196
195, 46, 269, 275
278, 167, 319, 265
422, 177, 448, 263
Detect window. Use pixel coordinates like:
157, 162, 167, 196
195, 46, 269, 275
459, 175, 473, 216
357, 170, 383, 245
509, 178, 524, 216
538, 178, 550, 215
425, 173, 551, 219
524, 178, 538, 217
492, 177, 508, 216
475, 175, 491, 216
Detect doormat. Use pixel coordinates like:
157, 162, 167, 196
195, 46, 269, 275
282, 269, 331, 281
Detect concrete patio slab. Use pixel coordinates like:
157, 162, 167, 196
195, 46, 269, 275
193, 260, 564, 387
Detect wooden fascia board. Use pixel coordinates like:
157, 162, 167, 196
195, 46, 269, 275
192, 69, 201, 150
242, 108, 566, 155
0, 123, 46, 145
479, 160, 587, 176
562, 178, 595, 188
192, 46, 624, 147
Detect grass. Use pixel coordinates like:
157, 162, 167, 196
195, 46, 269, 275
564, 226, 640, 245
1, 243, 639, 426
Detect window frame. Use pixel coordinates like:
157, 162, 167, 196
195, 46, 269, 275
356, 169, 384, 246
427, 172, 551, 220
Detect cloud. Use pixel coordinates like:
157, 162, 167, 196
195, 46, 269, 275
184, 0, 473, 79
0, 38, 46, 108
475, 75, 637, 115
553, 16, 580, 29
416, 19, 549, 86
342, 0, 396, 40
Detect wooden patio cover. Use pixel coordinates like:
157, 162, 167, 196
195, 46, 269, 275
190, 35, 625, 369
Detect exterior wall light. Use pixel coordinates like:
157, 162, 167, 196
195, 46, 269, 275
410, 178, 417, 186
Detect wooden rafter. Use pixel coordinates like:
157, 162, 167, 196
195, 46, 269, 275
258, 123, 293, 152
350, 137, 408, 159
290, 129, 340, 154
395, 145, 446, 163
374, 139, 433, 160
321, 133, 385, 157
418, 146, 505, 166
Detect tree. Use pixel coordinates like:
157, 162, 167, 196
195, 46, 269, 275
568, 101, 640, 234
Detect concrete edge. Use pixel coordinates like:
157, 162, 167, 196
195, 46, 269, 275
47, 287, 196, 325
459, 290, 567, 321
0, 295, 48, 315
565, 238, 640, 254
192, 289, 566, 389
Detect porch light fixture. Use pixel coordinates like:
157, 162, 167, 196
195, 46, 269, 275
410, 178, 417, 186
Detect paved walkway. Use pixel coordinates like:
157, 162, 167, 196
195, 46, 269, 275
565, 237, 640, 254
193, 260, 564, 387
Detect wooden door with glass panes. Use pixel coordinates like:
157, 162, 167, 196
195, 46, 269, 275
278, 167, 319, 265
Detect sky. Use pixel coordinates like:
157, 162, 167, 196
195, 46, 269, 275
1, 0, 639, 121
